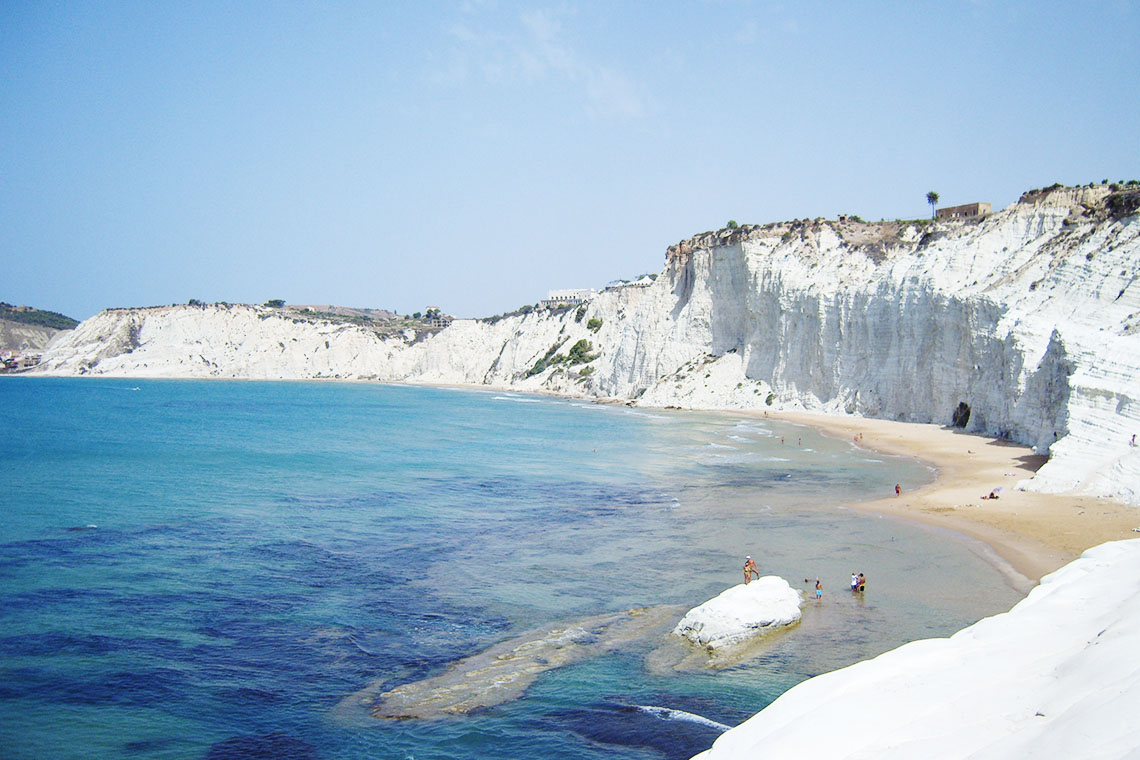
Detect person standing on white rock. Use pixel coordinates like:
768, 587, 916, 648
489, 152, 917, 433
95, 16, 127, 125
743, 556, 760, 584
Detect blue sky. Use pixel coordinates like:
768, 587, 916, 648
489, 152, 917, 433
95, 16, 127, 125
3, 1, 1138, 320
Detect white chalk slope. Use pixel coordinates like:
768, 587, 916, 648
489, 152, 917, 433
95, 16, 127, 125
693, 539, 1140, 760
672, 576, 802, 650
34, 186, 1140, 504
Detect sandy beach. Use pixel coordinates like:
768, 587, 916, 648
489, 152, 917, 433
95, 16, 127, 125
763, 410, 1140, 584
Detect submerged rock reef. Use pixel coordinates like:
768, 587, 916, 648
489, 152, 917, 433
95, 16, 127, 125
356, 606, 682, 720
35, 185, 1140, 504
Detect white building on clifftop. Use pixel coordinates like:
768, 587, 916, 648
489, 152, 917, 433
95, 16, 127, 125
539, 289, 596, 308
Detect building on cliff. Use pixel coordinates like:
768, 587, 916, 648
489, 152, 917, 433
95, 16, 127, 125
539, 289, 596, 308
936, 202, 992, 220
422, 307, 453, 329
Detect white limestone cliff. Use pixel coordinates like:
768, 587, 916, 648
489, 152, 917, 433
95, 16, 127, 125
672, 577, 802, 650
33, 185, 1140, 504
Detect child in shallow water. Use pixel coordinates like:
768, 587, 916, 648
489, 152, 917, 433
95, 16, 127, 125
814, 578, 823, 599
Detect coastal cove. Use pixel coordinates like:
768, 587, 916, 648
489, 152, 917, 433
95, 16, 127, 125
34, 186, 1140, 512
8, 3, 1139, 754
0, 377, 1027, 760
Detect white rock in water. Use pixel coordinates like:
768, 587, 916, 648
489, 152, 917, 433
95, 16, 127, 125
673, 576, 802, 650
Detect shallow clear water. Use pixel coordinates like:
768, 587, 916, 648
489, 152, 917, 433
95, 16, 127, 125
0, 378, 1021, 759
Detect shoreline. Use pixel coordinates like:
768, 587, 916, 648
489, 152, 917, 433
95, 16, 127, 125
758, 410, 1139, 584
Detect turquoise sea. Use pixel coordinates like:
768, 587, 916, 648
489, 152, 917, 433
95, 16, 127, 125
0, 378, 1021, 759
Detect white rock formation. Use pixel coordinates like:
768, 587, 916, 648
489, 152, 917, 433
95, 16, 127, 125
672, 577, 803, 650
691, 539, 1140, 760
33, 186, 1140, 503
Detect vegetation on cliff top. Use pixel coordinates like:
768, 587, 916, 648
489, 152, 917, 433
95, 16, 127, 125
0, 303, 79, 330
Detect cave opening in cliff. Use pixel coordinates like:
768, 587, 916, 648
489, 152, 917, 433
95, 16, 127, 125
952, 402, 971, 428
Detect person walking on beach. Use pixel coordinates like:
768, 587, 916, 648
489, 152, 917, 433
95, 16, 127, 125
814, 578, 823, 599
743, 556, 760, 584
895, 483, 901, 497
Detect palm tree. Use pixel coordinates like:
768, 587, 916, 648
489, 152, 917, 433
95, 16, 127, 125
926, 191, 940, 219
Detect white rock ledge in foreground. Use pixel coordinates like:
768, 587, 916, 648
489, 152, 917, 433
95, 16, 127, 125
672, 576, 802, 650
692, 539, 1140, 760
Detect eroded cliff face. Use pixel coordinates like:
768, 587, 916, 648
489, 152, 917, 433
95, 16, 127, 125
0, 319, 69, 352
34, 186, 1140, 503
616, 186, 1139, 503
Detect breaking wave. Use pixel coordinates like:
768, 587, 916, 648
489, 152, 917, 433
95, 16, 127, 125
635, 704, 732, 732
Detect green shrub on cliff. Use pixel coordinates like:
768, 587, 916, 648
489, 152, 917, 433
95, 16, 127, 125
565, 339, 596, 365
527, 338, 596, 375
527, 340, 566, 377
